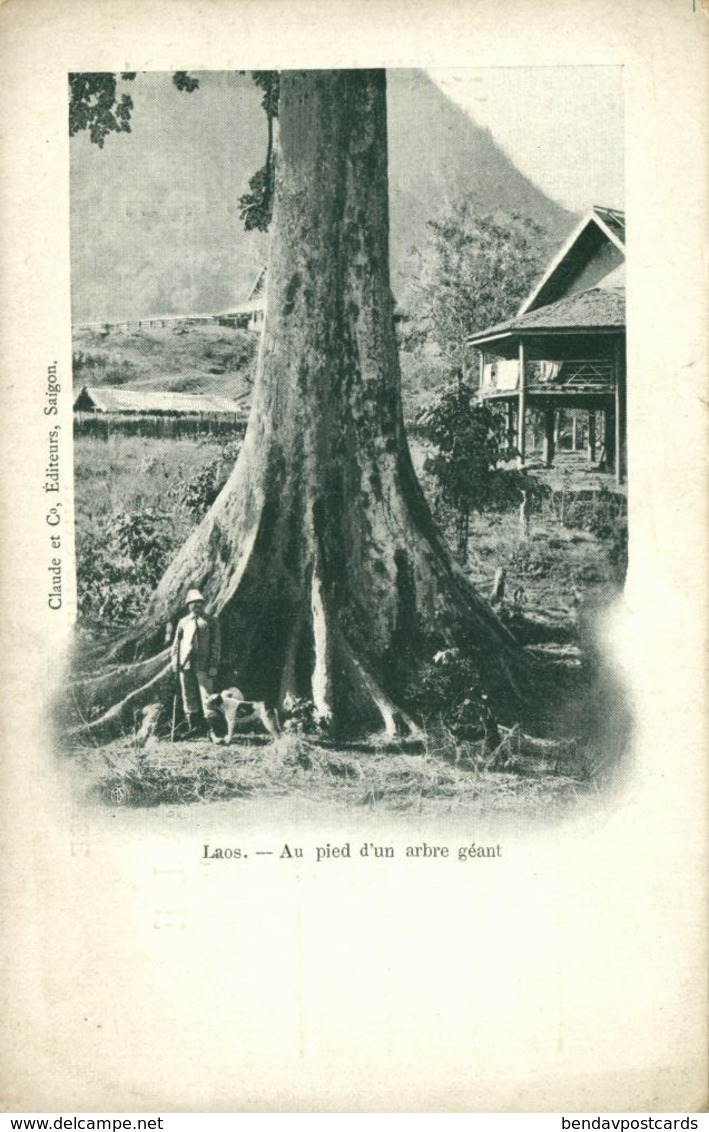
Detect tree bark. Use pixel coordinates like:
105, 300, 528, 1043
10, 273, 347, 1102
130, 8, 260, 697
70, 70, 529, 741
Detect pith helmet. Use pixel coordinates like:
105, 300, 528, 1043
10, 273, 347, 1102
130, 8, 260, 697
185, 588, 205, 604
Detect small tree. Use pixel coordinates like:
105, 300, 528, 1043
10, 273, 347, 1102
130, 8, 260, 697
420, 384, 502, 563
404, 203, 553, 373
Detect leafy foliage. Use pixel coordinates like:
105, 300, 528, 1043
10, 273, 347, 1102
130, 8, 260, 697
170, 440, 242, 519
69, 68, 278, 232
68, 71, 202, 149
69, 68, 280, 233
74, 437, 245, 635
420, 384, 509, 559
73, 350, 139, 386
563, 487, 628, 577
239, 164, 276, 232
281, 696, 328, 736
405, 648, 499, 744
68, 73, 137, 148
406, 206, 554, 558
250, 71, 280, 118
77, 509, 179, 628
405, 204, 553, 369
104, 361, 140, 386
484, 467, 549, 512
201, 330, 259, 373
73, 350, 107, 373
421, 387, 504, 506
172, 72, 200, 93
237, 71, 280, 231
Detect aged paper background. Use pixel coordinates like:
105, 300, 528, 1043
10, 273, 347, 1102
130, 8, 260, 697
1, 0, 707, 1113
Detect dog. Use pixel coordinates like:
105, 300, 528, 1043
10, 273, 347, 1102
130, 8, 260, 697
204, 687, 279, 744
136, 701, 163, 745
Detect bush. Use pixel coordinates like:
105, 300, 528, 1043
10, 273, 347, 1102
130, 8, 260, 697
112, 509, 173, 585
167, 376, 201, 393
420, 385, 508, 560
281, 696, 329, 736
404, 648, 499, 743
73, 350, 108, 375
563, 487, 626, 539
77, 508, 179, 629
101, 360, 140, 386
563, 487, 628, 579
171, 440, 242, 519
421, 387, 503, 507
483, 468, 549, 512
202, 331, 259, 373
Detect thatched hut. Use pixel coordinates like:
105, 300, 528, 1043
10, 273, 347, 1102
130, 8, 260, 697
73, 386, 247, 439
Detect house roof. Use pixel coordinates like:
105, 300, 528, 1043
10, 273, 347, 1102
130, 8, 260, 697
224, 296, 267, 317
519, 205, 625, 315
74, 386, 245, 415
467, 285, 625, 347
213, 266, 268, 318
247, 265, 267, 301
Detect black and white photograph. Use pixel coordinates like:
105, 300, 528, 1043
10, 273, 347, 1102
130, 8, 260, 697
1, 0, 706, 1116
64, 67, 630, 824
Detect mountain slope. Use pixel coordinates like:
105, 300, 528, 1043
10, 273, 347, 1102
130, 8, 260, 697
386, 70, 574, 295
70, 69, 574, 323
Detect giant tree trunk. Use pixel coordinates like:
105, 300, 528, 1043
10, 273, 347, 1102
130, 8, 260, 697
70, 70, 529, 741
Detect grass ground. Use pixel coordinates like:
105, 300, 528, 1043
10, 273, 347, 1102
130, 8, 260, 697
72, 323, 257, 400
74, 433, 231, 528
69, 432, 629, 821
73, 324, 438, 420
73, 730, 597, 826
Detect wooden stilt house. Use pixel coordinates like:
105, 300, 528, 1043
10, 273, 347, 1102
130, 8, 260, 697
465, 206, 626, 482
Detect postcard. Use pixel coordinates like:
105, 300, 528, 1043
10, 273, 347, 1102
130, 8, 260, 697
1, 0, 706, 1114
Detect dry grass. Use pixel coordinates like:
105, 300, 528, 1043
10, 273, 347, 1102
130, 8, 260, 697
68, 724, 595, 822
69, 433, 630, 819
74, 434, 227, 523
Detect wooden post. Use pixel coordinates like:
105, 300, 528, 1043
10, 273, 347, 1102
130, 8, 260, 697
505, 401, 515, 453
517, 340, 527, 468
571, 412, 578, 451
588, 410, 597, 463
603, 403, 615, 472
542, 407, 556, 467
614, 338, 623, 484
519, 489, 532, 539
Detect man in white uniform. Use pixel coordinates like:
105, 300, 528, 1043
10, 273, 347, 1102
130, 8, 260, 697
170, 588, 221, 736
